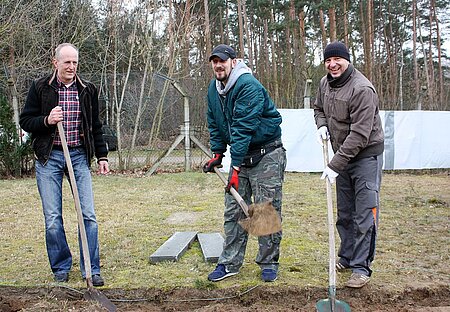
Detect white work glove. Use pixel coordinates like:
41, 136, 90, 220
321, 166, 339, 184
316, 126, 329, 146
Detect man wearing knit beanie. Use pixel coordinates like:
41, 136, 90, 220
313, 41, 385, 288
323, 41, 351, 63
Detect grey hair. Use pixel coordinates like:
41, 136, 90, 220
54, 43, 78, 60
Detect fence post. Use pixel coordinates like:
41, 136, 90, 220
303, 79, 312, 109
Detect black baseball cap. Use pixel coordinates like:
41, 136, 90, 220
209, 44, 237, 61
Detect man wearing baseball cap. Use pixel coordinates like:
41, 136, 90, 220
208, 44, 237, 62
202, 44, 286, 283
314, 41, 384, 288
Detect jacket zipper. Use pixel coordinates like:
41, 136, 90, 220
219, 95, 232, 139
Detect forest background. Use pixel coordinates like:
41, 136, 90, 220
1, 0, 449, 173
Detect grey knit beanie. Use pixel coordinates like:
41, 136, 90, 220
323, 41, 350, 62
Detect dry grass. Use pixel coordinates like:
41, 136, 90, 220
0, 171, 449, 292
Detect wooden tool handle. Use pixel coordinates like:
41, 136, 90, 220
57, 122, 93, 287
322, 139, 337, 288
213, 167, 249, 217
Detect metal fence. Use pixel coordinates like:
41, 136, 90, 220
102, 73, 213, 174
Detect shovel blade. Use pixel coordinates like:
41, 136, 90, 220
84, 288, 117, 312
238, 202, 282, 236
316, 299, 351, 312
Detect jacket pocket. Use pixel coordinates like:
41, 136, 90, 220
359, 181, 379, 209
332, 99, 350, 122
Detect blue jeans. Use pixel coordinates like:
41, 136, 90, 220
35, 148, 100, 278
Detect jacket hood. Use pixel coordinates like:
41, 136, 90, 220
216, 60, 252, 95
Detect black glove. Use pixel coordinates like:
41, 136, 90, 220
226, 166, 240, 192
202, 153, 224, 173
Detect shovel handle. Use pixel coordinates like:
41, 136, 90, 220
57, 122, 94, 287
322, 139, 337, 289
213, 167, 249, 217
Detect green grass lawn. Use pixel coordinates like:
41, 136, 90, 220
0, 171, 448, 292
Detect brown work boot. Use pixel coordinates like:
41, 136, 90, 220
345, 273, 370, 288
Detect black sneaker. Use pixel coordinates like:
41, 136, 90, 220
91, 274, 105, 287
54, 272, 69, 283
336, 262, 350, 272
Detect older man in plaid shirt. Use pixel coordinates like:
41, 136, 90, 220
20, 43, 109, 286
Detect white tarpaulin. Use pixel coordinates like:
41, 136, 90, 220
220, 109, 450, 172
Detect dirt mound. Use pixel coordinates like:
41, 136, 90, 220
1, 284, 449, 311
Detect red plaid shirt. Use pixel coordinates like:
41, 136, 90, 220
53, 79, 82, 147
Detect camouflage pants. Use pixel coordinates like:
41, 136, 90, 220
218, 146, 286, 272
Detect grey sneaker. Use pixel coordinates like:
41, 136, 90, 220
345, 273, 370, 288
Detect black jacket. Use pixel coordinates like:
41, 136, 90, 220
19, 72, 108, 166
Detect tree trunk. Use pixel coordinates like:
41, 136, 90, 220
298, 8, 306, 67
204, 0, 211, 60
431, 0, 443, 108
180, 0, 192, 78
328, 7, 336, 42
367, 0, 374, 82
427, 0, 435, 108
225, 0, 229, 45
343, 0, 349, 46
129, 1, 158, 161
242, 0, 253, 68
319, 8, 327, 49
270, 8, 279, 105
412, 0, 420, 106
115, 19, 137, 169
236, 0, 244, 57
417, 16, 430, 110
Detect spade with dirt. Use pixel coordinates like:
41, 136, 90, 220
57, 122, 116, 312
213, 167, 282, 236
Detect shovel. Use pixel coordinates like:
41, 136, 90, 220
316, 140, 351, 312
57, 122, 117, 312
213, 167, 281, 236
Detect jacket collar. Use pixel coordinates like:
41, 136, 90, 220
49, 70, 86, 89
327, 64, 354, 88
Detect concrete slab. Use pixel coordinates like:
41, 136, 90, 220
197, 232, 224, 263
149, 231, 198, 263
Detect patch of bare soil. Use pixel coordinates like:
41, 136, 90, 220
165, 212, 200, 225
1, 284, 449, 312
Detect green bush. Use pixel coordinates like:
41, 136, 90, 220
0, 92, 33, 177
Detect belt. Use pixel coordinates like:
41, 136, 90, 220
52, 145, 83, 151
247, 139, 283, 155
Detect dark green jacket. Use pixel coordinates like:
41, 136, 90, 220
206, 73, 282, 167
